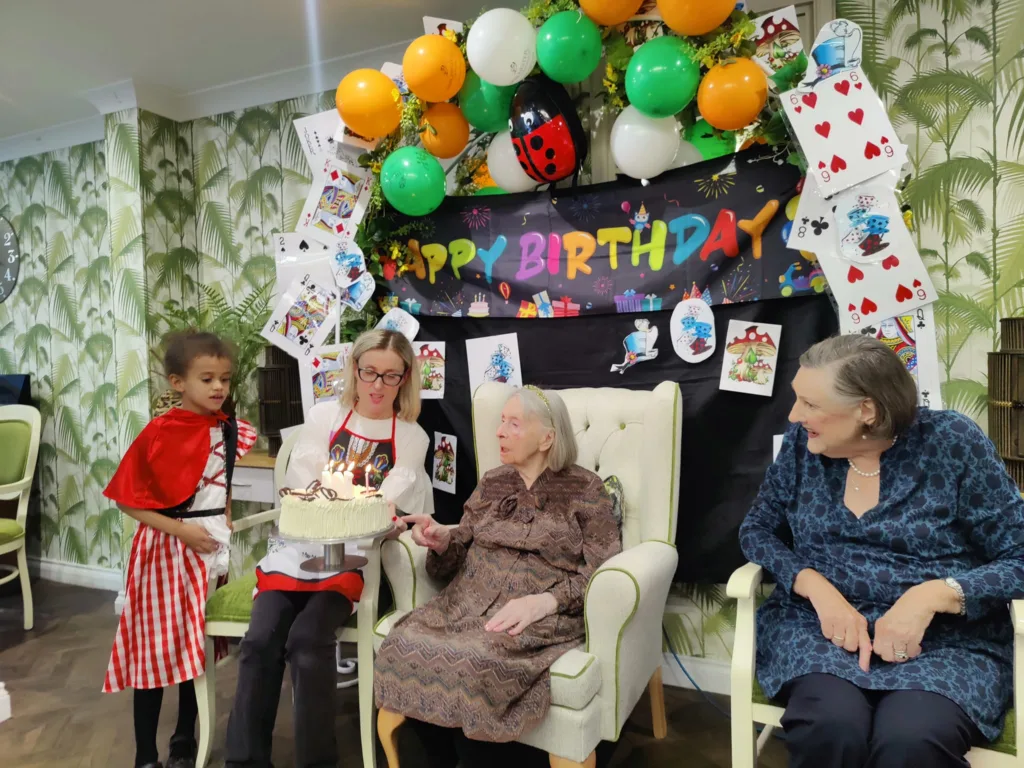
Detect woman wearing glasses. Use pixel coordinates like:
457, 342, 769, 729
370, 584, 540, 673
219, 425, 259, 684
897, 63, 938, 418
225, 329, 432, 768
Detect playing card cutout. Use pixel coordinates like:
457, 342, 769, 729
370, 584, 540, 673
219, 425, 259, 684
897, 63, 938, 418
834, 189, 895, 264
331, 240, 368, 289
424, 16, 464, 35
432, 432, 457, 494
299, 342, 353, 416
611, 319, 660, 373
751, 7, 804, 76
298, 157, 372, 245
801, 19, 863, 88
376, 307, 420, 341
338, 272, 376, 313
719, 321, 782, 397
783, 67, 907, 197
261, 277, 340, 360
414, 342, 446, 400
466, 334, 523, 395
670, 299, 716, 364
274, 232, 334, 303
293, 109, 342, 171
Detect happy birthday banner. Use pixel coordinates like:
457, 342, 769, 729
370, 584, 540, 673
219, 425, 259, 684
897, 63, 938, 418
383, 148, 807, 318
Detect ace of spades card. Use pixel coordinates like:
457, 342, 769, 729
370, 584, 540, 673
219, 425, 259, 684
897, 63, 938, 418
298, 158, 372, 246
783, 68, 907, 198
261, 277, 340, 360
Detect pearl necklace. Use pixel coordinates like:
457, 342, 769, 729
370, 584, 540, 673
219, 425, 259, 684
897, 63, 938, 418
848, 459, 880, 492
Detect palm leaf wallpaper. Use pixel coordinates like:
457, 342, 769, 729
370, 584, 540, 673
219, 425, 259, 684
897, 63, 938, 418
0, 95, 333, 573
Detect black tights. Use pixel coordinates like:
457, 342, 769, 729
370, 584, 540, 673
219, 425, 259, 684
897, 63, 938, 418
396, 717, 547, 768
133, 680, 198, 767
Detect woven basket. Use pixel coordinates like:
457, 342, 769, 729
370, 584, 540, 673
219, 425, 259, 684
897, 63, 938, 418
988, 319, 1024, 487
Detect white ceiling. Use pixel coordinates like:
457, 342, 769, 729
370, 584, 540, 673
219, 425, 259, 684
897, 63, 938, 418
0, 0, 484, 144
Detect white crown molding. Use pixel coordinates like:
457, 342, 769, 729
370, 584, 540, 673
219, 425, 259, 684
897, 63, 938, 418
0, 38, 414, 163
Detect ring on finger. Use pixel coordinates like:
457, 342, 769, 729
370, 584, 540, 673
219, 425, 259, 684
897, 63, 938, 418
894, 648, 909, 661
831, 635, 845, 643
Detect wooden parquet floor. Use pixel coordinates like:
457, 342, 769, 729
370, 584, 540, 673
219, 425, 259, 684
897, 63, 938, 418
0, 581, 788, 768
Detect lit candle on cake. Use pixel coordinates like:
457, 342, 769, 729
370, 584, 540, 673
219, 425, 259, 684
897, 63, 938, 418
321, 462, 335, 491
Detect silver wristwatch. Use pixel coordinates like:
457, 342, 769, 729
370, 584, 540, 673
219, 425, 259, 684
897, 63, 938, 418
944, 577, 967, 616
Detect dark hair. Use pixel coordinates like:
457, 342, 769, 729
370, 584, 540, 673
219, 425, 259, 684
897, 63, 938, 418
799, 334, 918, 439
163, 330, 235, 378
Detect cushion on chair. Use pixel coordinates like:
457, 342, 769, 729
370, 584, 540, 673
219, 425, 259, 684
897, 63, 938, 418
0, 420, 30, 485
205, 573, 359, 630
549, 649, 601, 711
750, 679, 1016, 756
0, 518, 25, 545
601, 475, 625, 540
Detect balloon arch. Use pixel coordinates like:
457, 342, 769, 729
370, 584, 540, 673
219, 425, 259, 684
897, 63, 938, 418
342, 0, 806, 281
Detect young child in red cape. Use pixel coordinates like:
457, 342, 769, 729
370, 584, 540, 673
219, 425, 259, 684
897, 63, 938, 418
102, 331, 257, 768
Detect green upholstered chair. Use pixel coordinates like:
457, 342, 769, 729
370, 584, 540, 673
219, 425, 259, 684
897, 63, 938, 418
728, 562, 1024, 767
194, 427, 380, 768
0, 405, 41, 631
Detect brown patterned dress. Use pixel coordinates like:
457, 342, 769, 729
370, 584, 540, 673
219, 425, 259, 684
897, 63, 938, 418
374, 464, 621, 742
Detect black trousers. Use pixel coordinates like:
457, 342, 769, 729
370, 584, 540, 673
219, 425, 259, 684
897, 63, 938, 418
780, 673, 982, 768
396, 717, 548, 768
133, 680, 198, 766
225, 590, 353, 768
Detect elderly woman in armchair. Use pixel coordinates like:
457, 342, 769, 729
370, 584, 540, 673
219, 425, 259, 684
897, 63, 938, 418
740, 334, 1024, 768
374, 385, 621, 768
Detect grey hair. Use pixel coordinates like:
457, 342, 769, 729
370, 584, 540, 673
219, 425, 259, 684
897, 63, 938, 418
799, 334, 918, 439
506, 387, 579, 473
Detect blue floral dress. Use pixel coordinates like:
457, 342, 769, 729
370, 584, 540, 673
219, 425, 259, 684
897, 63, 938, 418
740, 409, 1024, 741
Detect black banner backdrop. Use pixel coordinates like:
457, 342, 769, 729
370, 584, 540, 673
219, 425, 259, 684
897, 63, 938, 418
384, 147, 812, 320
416, 295, 838, 585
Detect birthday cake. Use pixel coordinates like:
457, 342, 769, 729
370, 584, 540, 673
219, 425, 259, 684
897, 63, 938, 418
277, 482, 391, 540
467, 298, 489, 317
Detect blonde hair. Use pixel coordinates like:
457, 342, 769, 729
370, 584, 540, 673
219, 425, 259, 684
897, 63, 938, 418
506, 386, 578, 473
338, 329, 421, 421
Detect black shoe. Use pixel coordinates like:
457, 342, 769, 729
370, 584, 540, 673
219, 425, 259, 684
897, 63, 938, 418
165, 758, 194, 768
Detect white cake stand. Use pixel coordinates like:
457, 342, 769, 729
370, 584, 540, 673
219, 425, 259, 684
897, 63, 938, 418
275, 522, 395, 573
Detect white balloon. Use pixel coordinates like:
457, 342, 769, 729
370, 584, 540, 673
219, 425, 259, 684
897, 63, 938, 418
671, 139, 705, 169
486, 131, 537, 193
611, 106, 680, 180
467, 8, 537, 87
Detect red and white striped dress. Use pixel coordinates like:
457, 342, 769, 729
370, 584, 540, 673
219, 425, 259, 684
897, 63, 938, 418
103, 417, 257, 693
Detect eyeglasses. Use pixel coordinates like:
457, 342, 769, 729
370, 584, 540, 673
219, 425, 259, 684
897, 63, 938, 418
358, 367, 405, 387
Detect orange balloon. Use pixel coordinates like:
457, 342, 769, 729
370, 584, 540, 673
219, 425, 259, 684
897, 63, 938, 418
580, 0, 645, 26
336, 69, 402, 139
403, 34, 466, 103
698, 58, 769, 131
657, 0, 734, 35
420, 103, 470, 159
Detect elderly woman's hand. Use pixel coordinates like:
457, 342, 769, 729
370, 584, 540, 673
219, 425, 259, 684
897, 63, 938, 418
873, 580, 954, 663
485, 593, 559, 636
403, 514, 451, 553
383, 503, 407, 540
796, 568, 873, 672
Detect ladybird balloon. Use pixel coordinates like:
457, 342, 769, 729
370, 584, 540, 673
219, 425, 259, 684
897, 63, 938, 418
509, 75, 588, 185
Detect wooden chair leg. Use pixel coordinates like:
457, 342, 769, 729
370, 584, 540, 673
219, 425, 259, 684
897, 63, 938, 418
377, 708, 406, 768
649, 666, 667, 739
549, 751, 596, 768
194, 637, 216, 768
16, 543, 32, 631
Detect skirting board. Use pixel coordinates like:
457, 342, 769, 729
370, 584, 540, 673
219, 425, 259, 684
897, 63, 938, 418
660, 652, 731, 697
29, 556, 121, 593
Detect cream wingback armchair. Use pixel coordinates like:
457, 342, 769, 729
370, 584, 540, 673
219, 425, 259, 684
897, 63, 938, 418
374, 381, 682, 767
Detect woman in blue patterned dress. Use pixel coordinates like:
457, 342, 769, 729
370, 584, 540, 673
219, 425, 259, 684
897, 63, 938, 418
740, 334, 1024, 768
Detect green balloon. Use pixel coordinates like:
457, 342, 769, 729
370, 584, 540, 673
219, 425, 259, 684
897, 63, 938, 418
458, 72, 516, 133
625, 36, 700, 119
684, 119, 737, 161
536, 11, 603, 84
474, 186, 507, 196
380, 147, 446, 217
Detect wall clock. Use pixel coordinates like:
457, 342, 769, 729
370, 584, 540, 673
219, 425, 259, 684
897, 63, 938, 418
0, 216, 19, 305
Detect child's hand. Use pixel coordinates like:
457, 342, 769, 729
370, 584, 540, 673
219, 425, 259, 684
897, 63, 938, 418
177, 524, 219, 554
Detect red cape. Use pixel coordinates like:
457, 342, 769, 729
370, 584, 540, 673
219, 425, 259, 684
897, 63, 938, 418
104, 408, 228, 510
